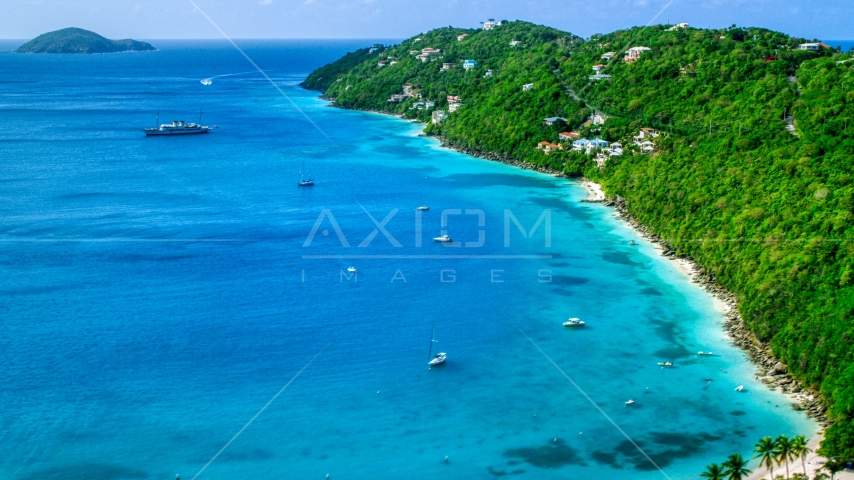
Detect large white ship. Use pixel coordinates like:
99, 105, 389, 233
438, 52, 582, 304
143, 111, 212, 136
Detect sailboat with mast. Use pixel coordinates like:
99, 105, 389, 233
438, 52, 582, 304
298, 161, 314, 187
428, 321, 446, 366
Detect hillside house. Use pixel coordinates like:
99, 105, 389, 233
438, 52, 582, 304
589, 74, 611, 81
410, 50, 420, 55
624, 46, 652, 63
602, 52, 615, 60
422, 48, 441, 56
573, 138, 609, 153
667, 23, 689, 31
457, 34, 469, 41
543, 117, 567, 126
799, 43, 830, 51
482, 19, 497, 30
378, 61, 387, 67
483, 70, 494, 78
403, 83, 414, 96
591, 112, 610, 125
447, 95, 461, 103
510, 40, 522, 46
463, 60, 477, 70
537, 141, 561, 154
523, 83, 534, 91
592, 64, 606, 73
388, 94, 407, 103
432, 110, 448, 125
416, 54, 429, 62
558, 132, 580, 141
449, 102, 462, 112
633, 128, 660, 143
442, 63, 455, 70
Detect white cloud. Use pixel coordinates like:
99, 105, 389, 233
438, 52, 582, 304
259, 0, 273, 5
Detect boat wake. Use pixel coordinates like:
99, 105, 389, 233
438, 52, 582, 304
200, 71, 256, 85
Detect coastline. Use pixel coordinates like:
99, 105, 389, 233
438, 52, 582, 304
319, 96, 830, 466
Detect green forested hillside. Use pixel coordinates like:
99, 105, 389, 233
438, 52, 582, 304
302, 21, 854, 458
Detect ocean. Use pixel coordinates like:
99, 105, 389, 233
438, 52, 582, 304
0, 40, 817, 479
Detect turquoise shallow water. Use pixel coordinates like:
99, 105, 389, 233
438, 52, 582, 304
0, 40, 815, 479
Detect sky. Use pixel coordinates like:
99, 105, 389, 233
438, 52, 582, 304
1, 0, 852, 41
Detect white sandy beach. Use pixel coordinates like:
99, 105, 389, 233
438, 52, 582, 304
581, 180, 841, 480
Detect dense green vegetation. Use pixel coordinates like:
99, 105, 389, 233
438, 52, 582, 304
302, 21, 854, 459
15, 27, 155, 54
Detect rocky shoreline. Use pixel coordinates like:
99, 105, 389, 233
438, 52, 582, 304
323, 98, 831, 431
605, 195, 831, 429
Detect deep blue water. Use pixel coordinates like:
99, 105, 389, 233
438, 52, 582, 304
826, 40, 854, 52
0, 40, 815, 480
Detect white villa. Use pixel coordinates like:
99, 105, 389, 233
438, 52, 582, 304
667, 23, 689, 31
523, 83, 534, 91
432, 110, 448, 125
482, 19, 501, 30
602, 52, 616, 60
510, 40, 522, 46
591, 112, 610, 125
463, 60, 477, 70
457, 34, 469, 41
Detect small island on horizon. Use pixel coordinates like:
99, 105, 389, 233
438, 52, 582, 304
15, 27, 155, 54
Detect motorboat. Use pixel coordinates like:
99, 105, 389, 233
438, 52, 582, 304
735, 385, 744, 392
417, 205, 429, 211
347, 267, 357, 273
428, 352, 447, 366
698, 351, 714, 356
563, 318, 585, 327
433, 234, 452, 242
657, 362, 673, 367
628, 240, 636, 245
625, 399, 635, 406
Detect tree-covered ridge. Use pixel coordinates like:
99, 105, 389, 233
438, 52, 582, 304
15, 27, 155, 54
303, 21, 854, 459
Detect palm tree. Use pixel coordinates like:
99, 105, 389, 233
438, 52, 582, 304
774, 434, 796, 479
701, 462, 726, 480
722, 453, 752, 480
790, 435, 811, 475
754, 436, 777, 479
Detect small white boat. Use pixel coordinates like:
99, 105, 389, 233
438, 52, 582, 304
628, 240, 636, 245
657, 362, 673, 367
563, 318, 585, 327
429, 352, 446, 366
735, 385, 744, 392
417, 205, 429, 211
201, 79, 213, 85
698, 351, 714, 356
433, 234, 452, 242
347, 266, 357, 273
625, 399, 635, 406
